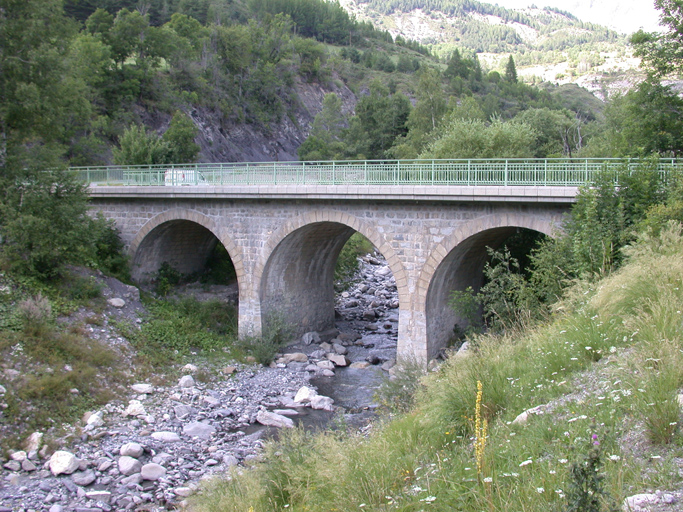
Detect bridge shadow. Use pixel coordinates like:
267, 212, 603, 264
131, 219, 236, 288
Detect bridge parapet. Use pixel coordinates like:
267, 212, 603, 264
74, 158, 680, 188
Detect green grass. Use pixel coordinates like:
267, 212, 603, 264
120, 296, 239, 365
189, 223, 683, 512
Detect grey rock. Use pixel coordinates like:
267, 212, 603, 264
151, 431, 181, 443
131, 383, 154, 394
178, 375, 195, 388
72, 469, 96, 486
141, 463, 166, 481
118, 456, 142, 476
107, 298, 125, 308
49, 451, 80, 476
301, 331, 320, 345
183, 421, 216, 439
2, 460, 20, 471
223, 454, 239, 466
332, 343, 348, 355
120, 442, 144, 458
174, 404, 195, 419
256, 410, 295, 428
310, 395, 334, 411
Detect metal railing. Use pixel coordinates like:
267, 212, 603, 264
73, 158, 682, 187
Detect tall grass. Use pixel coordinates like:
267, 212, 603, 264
190, 223, 683, 512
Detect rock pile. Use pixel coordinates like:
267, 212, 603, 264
0, 365, 328, 511
0, 253, 400, 511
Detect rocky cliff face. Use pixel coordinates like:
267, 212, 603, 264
188, 77, 356, 163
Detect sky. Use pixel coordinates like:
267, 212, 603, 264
491, 0, 662, 34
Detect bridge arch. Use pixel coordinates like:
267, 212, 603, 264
253, 210, 409, 349
420, 213, 560, 360
128, 208, 244, 287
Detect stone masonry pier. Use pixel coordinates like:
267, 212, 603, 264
88, 184, 575, 362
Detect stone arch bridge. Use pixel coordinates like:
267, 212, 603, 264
80, 158, 639, 361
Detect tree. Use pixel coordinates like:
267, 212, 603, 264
505, 55, 518, 83
344, 81, 411, 160
113, 125, 169, 165
163, 111, 200, 163
631, 0, 683, 77
421, 118, 536, 159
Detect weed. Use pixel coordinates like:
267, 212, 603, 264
375, 356, 428, 413
18, 293, 52, 337
564, 435, 618, 512
154, 262, 182, 296
237, 312, 293, 366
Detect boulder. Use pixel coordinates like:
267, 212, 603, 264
107, 298, 125, 308
131, 383, 154, 394
278, 353, 308, 364
327, 354, 350, 367
140, 463, 166, 481
316, 360, 335, 371
178, 375, 195, 388
332, 343, 348, 355
622, 493, 659, 512
118, 456, 142, 476
124, 400, 146, 417
151, 431, 181, 443
294, 386, 318, 404
256, 410, 295, 428
72, 469, 97, 486
301, 331, 320, 345
49, 451, 80, 476
24, 432, 43, 453
183, 422, 217, 439
310, 395, 334, 411
119, 442, 144, 458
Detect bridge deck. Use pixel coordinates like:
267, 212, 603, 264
87, 184, 579, 203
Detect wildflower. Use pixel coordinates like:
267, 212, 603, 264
420, 496, 436, 503
549, 470, 556, 474
608, 455, 621, 461
558, 459, 568, 464
483, 477, 493, 483
519, 459, 533, 467
610, 346, 617, 353
537, 487, 545, 493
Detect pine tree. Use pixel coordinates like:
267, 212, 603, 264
505, 55, 518, 83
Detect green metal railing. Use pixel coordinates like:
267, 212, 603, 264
73, 158, 682, 187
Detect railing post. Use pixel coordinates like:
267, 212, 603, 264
544, 159, 547, 186
396, 160, 400, 185
585, 159, 588, 184
467, 160, 471, 186
301, 161, 304, 185
332, 160, 336, 185
364, 160, 367, 183
504, 160, 508, 186
273, 162, 277, 185
431, 160, 435, 185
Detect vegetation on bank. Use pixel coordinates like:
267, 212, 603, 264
190, 222, 683, 512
